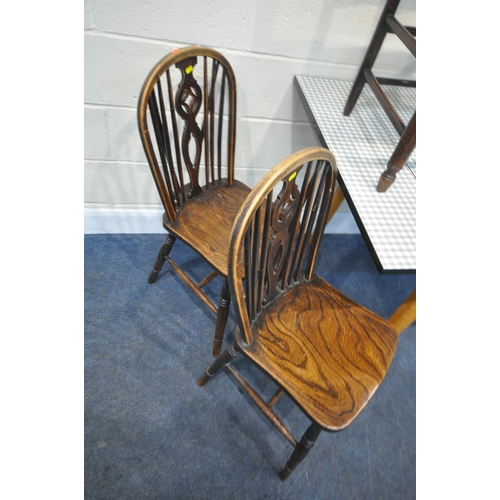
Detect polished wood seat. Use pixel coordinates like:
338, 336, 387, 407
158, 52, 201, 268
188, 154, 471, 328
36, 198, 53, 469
137, 46, 251, 357
238, 274, 397, 431
164, 180, 250, 276
198, 147, 399, 480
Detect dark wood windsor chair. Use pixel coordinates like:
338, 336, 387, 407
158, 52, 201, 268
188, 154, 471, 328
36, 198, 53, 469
137, 46, 251, 357
198, 147, 399, 480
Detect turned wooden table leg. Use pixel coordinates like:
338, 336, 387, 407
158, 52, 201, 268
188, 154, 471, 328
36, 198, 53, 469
389, 288, 416, 334
279, 422, 322, 481
377, 112, 416, 192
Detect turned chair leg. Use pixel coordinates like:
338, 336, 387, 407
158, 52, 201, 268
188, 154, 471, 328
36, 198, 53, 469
279, 422, 322, 481
212, 278, 231, 357
148, 233, 176, 284
197, 342, 241, 387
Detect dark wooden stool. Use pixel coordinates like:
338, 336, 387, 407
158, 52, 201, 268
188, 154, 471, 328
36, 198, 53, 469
344, 0, 416, 192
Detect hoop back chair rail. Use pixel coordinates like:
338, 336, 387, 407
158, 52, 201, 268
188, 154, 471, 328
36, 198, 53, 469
344, 0, 416, 192
137, 46, 251, 357
198, 147, 399, 480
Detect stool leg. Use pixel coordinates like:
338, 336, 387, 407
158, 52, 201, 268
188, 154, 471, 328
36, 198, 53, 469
344, 0, 402, 116
279, 422, 322, 481
377, 112, 416, 192
148, 233, 176, 284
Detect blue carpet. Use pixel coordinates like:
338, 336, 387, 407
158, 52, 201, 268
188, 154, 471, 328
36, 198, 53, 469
84, 233, 416, 499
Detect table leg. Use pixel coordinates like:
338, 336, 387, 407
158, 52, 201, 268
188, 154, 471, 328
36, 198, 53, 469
389, 288, 416, 334
327, 184, 345, 223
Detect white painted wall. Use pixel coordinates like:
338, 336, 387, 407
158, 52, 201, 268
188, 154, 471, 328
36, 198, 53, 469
84, 0, 415, 233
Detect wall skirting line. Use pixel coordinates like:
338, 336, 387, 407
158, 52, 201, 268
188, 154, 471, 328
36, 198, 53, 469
84, 208, 360, 235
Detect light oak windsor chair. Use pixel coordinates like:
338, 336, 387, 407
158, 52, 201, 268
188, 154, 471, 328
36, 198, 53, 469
137, 46, 251, 357
197, 147, 399, 480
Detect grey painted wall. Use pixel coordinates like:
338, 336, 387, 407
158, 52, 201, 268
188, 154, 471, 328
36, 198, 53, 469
84, 0, 415, 231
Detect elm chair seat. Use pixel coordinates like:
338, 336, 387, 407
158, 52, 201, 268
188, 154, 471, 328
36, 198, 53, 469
162, 180, 251, 276
236, 274, 397, 431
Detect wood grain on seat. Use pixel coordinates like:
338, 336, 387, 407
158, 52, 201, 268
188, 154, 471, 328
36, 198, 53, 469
165, 180, 251, 276
236, 274, 398, 431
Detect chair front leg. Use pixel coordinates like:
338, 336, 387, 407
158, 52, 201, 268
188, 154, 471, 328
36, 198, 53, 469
212, 278, 231, 357
148, 233, 176, 284
197, 342, 241, 387
279, 422, 322, 481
